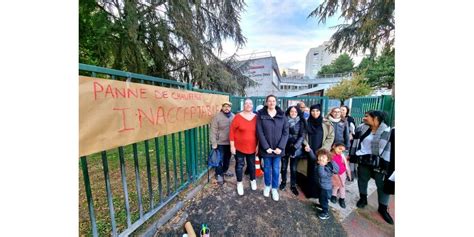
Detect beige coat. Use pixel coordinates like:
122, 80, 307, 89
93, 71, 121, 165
210, 111, 234, 146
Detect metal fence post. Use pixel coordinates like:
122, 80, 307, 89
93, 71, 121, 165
80, 157, 99, 237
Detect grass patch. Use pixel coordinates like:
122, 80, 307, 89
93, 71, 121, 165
79, 125, 211, 236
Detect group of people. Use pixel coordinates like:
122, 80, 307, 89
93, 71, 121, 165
210, 95, 394, 224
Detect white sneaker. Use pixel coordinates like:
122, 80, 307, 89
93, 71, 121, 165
250, 180, 257, 190
271, 188, 279, 201
263, 186, 271, 197
237, 182, 244, 196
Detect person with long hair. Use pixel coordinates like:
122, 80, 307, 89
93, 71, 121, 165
340, 105, 356, 139
279, 106, 306, 195
341, 105, 357, 179
256, 95, 289, 201
349, 110, 394, 224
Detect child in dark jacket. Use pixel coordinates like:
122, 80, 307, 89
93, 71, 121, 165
314, 148, 339, 220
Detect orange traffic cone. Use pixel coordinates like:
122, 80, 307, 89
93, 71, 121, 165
255, 156, 263, 177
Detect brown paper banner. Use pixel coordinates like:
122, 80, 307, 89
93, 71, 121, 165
79, 76, 229, 157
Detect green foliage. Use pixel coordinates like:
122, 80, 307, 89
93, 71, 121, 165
79, 0, 252, 95
326, 73, 372, 104
282, 71, 287, 77
318, 53, 354, 76
309, 0, 395, 56
356, 48, 394, 89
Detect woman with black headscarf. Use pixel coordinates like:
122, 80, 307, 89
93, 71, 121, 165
296, 104, 334, 198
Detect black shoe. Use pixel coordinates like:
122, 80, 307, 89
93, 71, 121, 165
290, 186, 299, 196
339, 198, 346, 208
378, 204, 394, 225
279, 182, 286, 190
330, 195, 337, 204
356, 194, 368, 208
318, 212, 330, 220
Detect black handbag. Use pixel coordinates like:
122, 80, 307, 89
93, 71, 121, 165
358, 154, 379, 167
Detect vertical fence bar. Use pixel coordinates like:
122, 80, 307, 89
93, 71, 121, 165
132, 143, 144, 218
323, 96, 329, 115
179, 131, 184, 184
171, 133, 178, 191
101, 151, 117, 236
164, 135, 171, 195
199, 126, 206, 170
80, 156, 99, 237
206, 125, 210, 156
196, 127, 201, 173
187, 129, 193, 181
144, 140, 154, 209
154, 138, 163, 204
192, 128, 198, 177
118, 147, 132, 228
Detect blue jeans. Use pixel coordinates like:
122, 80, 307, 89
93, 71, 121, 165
263, 156, 281, 189
320, 188, 332, 214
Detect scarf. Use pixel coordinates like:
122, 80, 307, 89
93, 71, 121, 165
350, 123, 391, 162
372, 122, 391, 162
287, 116, 300, 128
307, 114, 323, 132
222, 110, 232, 118
328, 116, 341, 123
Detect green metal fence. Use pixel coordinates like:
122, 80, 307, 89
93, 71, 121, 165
79, 64, 227, 237
351, 95, 395, 126
79, 64, 394, 236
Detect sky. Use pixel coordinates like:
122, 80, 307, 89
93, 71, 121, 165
220, 0, 348, 74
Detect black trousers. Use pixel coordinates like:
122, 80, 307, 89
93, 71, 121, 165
235, 150, 256, 182
280, 155, 298, 187
215, 145, 231, 176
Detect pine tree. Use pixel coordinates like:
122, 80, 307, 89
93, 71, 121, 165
309, 0, 394, 57
79, 0, 252, 95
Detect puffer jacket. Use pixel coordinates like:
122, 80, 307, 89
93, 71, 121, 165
256, 106, 289, 157
285, 116, 306, 156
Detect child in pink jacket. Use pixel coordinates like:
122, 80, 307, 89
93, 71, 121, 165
330, 143, 352, 208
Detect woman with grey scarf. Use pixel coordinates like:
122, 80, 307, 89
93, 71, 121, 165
349, 110, 393, 225
279, 106, 306, 195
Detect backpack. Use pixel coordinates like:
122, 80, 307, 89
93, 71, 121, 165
208, 148, 221, 167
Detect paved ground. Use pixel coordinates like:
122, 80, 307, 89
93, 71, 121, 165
153, 160, 394, 237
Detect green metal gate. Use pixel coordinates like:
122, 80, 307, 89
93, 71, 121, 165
350, 95, 394, 126
79, 64, 229, 237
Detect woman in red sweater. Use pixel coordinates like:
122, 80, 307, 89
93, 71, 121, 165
229, 98, 258, 196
